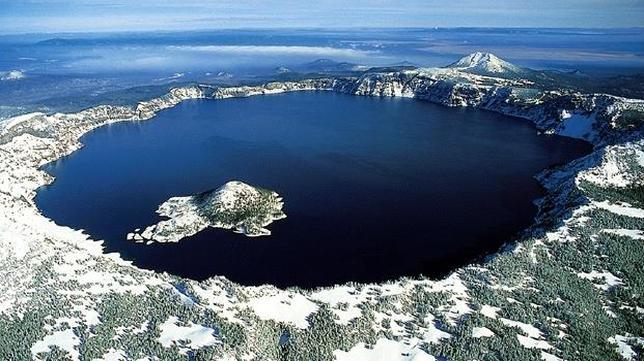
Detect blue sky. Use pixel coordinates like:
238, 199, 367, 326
0, 0, 642, 34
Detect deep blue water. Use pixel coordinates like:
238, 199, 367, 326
36, 92, 591, 287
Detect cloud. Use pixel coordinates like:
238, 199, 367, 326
167, 45, 376, 58
0, 70, 25, 81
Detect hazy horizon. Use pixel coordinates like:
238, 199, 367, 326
3, 26, 644, 37
1, 0, 643, 34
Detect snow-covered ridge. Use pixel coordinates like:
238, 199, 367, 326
128, 181, 286, 243
3, 58, 640, 147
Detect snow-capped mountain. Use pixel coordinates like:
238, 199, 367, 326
447, 52, 525, 77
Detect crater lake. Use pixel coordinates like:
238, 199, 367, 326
35, 92, 592, 288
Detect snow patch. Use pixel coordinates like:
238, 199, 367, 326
595, 201, 644, 219
500, 318, 543, 339
31, 329, 80, 360
247, 291, 318, 329
480, 304, 501, 319
422, 314, 452, 343
157, 316, 219, 354
472, 327, 495, 338
334, 338, 436, 361
310, 285, 363, 324
517, 334, 552, 350
602, 228, 644, 240
93, 348, 127, 361
578, 271, 623, 291
541, 351, 563, 361
608, 334, 644, 361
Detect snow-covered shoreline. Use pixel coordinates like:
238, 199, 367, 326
1, 53, 642, 360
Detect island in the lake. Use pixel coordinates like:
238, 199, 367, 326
127, 181, 286, 243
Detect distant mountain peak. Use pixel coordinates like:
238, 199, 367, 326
299, 58, 359, 73
36, 37, 73, 46
448, 52, 523, 76
309, 58, 335, 64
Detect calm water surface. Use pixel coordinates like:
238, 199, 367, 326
36, 92, 591, 287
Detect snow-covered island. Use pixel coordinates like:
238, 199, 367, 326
128, 181, 286, 243
0, 52, 642, 360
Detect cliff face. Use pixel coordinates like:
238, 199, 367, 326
333, 69, 643, 145
136, 85, 206, 119
28, 65, 633, 149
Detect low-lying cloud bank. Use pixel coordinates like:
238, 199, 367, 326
167, 45, 375, 57
0, 70, 25, 81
